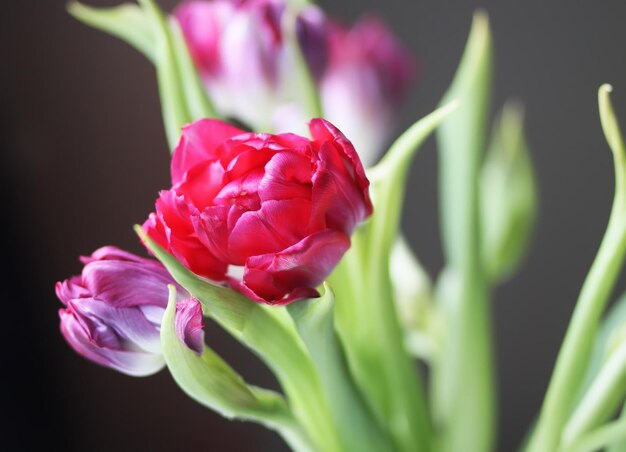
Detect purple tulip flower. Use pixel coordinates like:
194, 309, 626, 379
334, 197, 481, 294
56, 246, 204, 376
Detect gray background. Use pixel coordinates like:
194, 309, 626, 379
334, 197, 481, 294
3, 0, 626, 450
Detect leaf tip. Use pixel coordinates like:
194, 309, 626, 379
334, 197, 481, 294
133, 223, 146, 239
66, 1, 86, 19
598, 83, 625, 157
472, 9, 490, 29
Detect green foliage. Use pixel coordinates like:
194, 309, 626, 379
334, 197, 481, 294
160, 286, 312, 451
136, 226, 342, 452
432, 11, 496, 452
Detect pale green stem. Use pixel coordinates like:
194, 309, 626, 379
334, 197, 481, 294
139, 0, 191, 149
608, 404, 626, 452
560, 419, 626, 452
287, 289, 396, 451
563, 341, 626, 446
527, 85, 626, 452
432, 12, 495, 451
136, 227, 342, 452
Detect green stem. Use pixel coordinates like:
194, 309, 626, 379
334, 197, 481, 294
527, 85, 626, 452
137, 227, 342, 452
608, 404, 626, 452
560, 419, 626, 452
139, 0, 191, 149
563, 341, 626, 446
331, 233, 432, 452
288, 288, 395, 451
329, 104, 457, 451
432, 12, 495, 451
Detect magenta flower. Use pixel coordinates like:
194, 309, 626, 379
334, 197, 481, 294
175, 0, 415, 165
143, 118, 372, 304
175, 0, 326, 130
56, 246, 204, 376
320, 17, 416, 166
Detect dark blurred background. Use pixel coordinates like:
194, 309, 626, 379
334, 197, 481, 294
2, 0, 626, 450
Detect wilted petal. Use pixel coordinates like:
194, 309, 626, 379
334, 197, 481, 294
175, 298, 205, 355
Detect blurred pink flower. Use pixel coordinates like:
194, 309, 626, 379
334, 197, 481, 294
175, 0, 416, 165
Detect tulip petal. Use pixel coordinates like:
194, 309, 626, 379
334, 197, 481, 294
171, 119, 245, 184
258, 150, 313, 202
81, 260, 172, 308
175, 298, 205, 355
68, 298, 164, 354
59, 307, 165, 377
145, 190, 228, 281
309, 118, 372, 215
237, 229, 350, 304
228, 199, 313, 263
55, 276, 90, 303
174, 0, 235, 76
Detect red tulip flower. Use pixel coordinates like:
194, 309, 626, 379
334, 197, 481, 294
144, 119, 372, 304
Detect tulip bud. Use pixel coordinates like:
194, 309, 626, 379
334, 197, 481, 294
480, 102, 537, 283
56, 246, 203, 376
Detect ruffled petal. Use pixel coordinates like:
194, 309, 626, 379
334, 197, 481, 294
258, 150, 313, 202
171, 119, 245, 185
55, 276, 89, 304
145, 190, 228, 281
234, 229, 350, 303
309, 118, 372, 215
227, 199, 312, 262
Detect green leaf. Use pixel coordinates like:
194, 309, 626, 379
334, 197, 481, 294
481, 102, 538, 283
287, 284, 394, 451
329, 102, 457, 452
560, 419, 626, 452
560, 293, 626, 448
135, 226, 342, 452
562, 336, 626, 449
527, 85, 626, 452
68, 2, 155, 61
139, 0, 193, 149
578, 293, 626, 404
431, 10, 495, 452
170, 20, 217, 123
160, 286, 312, 451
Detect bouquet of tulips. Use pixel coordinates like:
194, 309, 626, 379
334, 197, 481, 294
57, 1, 626, 451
